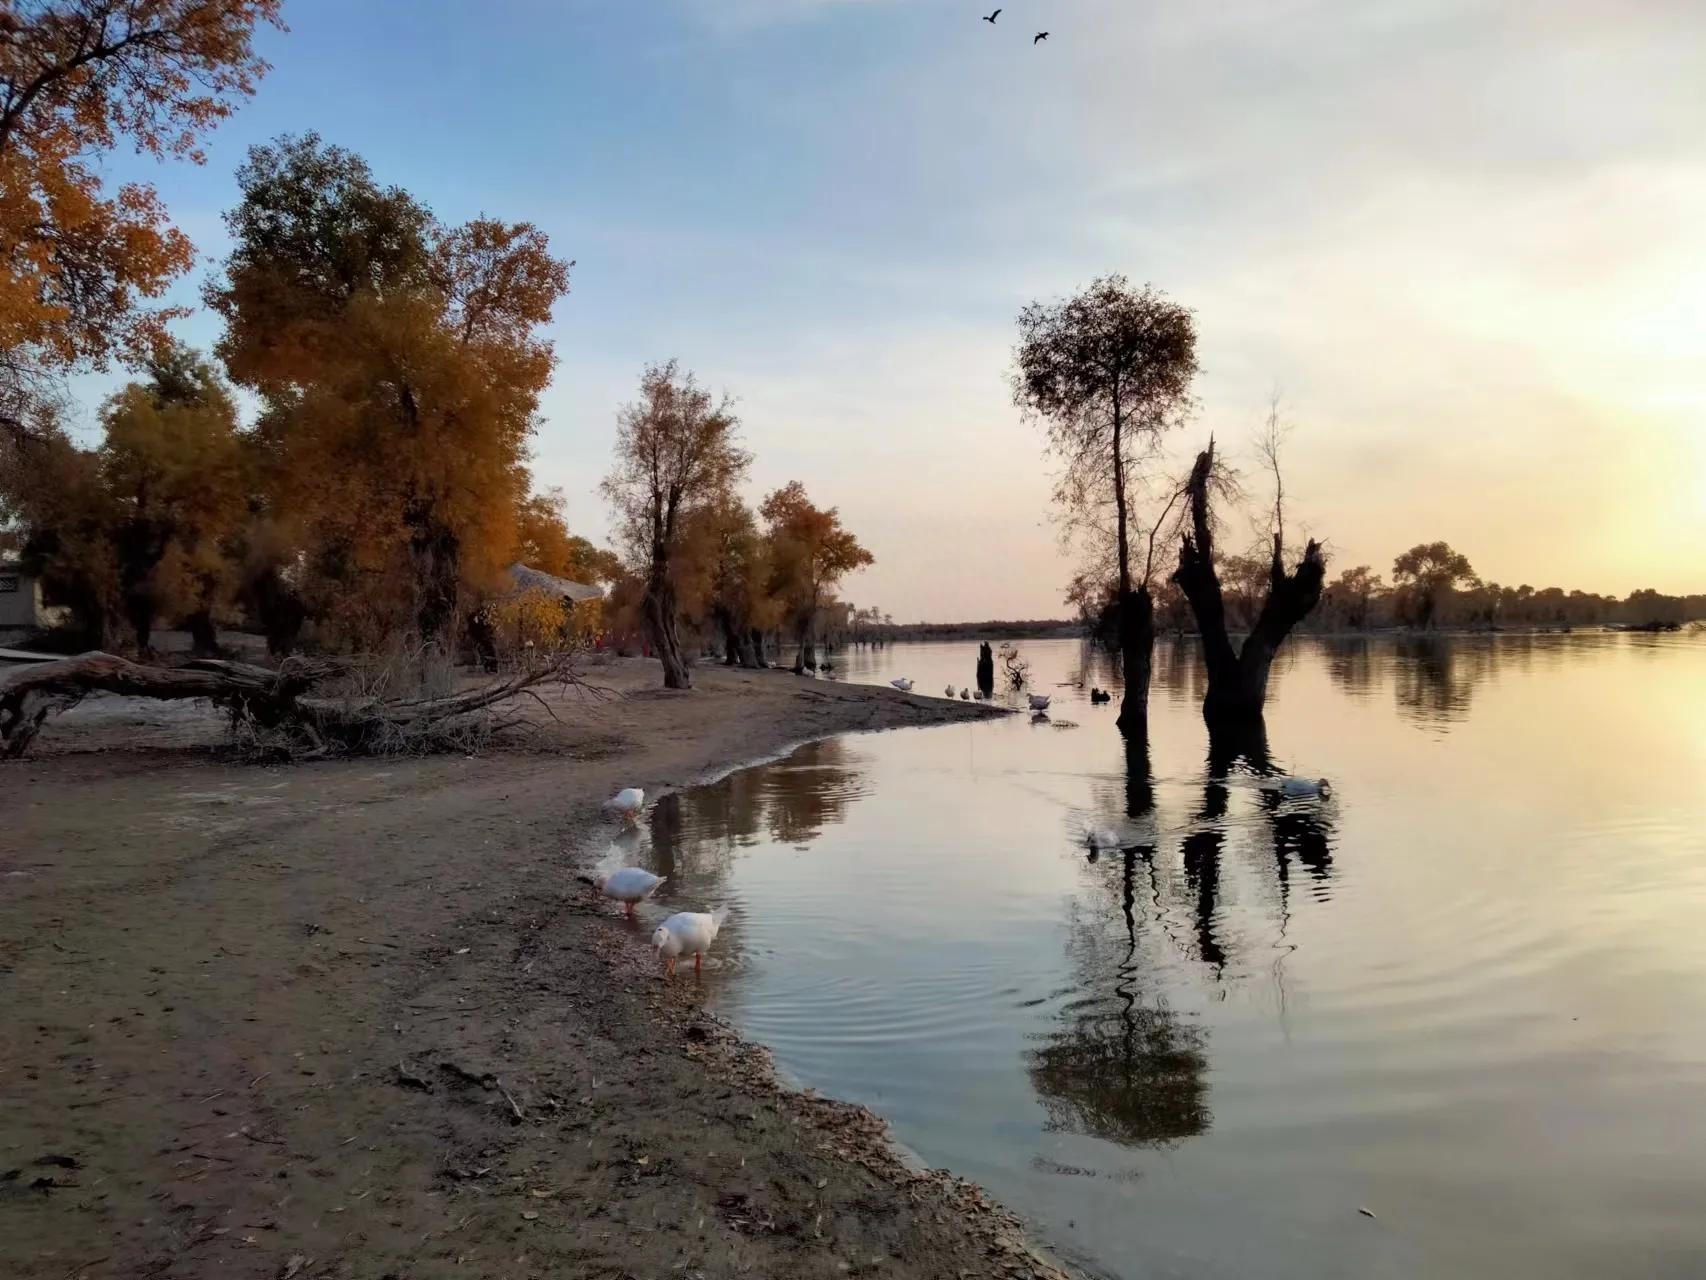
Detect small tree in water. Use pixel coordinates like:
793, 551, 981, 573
1014, 276, 1198, 735
602, 361, 750, 689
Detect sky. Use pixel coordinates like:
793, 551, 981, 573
74, 0, 1706, 620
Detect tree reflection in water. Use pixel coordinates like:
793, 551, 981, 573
647, 737, 868, 885
1027, 720, 1338, 1149
1391, 634, 1496, 728
1027, 730, 1209, 1148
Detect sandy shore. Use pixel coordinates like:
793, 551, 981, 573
0, 658, 1075, 1280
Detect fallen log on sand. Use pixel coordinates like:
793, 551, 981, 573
0, 650, 580, 760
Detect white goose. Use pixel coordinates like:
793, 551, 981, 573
579, 867, 665, 918
1274, 776, 1331, 800
653, 907, 730, 976
606, 787, 645, 823
944, 684, 956, 698
959, 688, 971, 701
1028, 693, 1051, 712
891, 678, 914, 693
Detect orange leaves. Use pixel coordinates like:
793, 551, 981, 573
0, 1, 284, 163
1, 1, 281, 414
760, 481, 873, 634
438, 218, 570, 349
209, 134, 573, 644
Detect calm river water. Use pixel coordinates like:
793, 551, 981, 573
625, 633, 1706, 1279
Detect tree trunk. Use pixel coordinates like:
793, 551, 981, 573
1219, 532, 1326, 719
716, 609, 760, 668
411, 523, 461, 647
791, 617, 816, 675
1115, 586, 1154, 735
186, 610, 221, 658
643, 577, 691, 689
1172, 443, 1243, 699
748, 627, 769, 668
1173, 440, 1325, 725
976, 642, 995, 695
244, 566, 306, 657
716, 609, 740, 665
124, 589, 156, 658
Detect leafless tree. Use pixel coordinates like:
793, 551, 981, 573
1172, 424, 1326, 724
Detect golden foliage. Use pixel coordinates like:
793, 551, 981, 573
211, 134, 572, 647
517, 489, 622, 585
99, 346, 246, 645
761, 479, 874, 638
485, 587, 570, 655
0, 0, 283, 414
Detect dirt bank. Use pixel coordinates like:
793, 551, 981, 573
0, 659, 1072, 1280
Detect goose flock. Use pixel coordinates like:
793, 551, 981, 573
583, 716, 1333, 980
583, 787, 730, 978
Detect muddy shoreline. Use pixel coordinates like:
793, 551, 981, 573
0, 658, 1076, 1280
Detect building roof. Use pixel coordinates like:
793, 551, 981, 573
506, 563, 604, 603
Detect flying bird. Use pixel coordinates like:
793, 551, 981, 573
982, 8, 1001, 23
653, 907, 730, 977
1033, 30, 1049, 44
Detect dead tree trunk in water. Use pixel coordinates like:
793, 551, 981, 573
1115, 586, 1154, 734
1172, 441, 1325, 724
976, 642, 995, 696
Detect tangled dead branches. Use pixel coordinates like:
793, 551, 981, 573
0, 650, 589, 760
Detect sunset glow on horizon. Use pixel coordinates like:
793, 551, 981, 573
76, 0, 1706, 619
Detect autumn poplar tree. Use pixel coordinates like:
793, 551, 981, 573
210, 134, 571, 647
602, 361, 749, 689
676, 491, 777, 668
0, 0, 282, 425
99, 344, 245, 653
1014, 276, 1198, 733
761, 481, 873, 676
0, 413, 118, 642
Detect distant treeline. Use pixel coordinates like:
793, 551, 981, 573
1071, 539, 1704, 641
850, 618, 1081, 643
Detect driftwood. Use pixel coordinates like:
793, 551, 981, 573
0, 650, 582, 760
